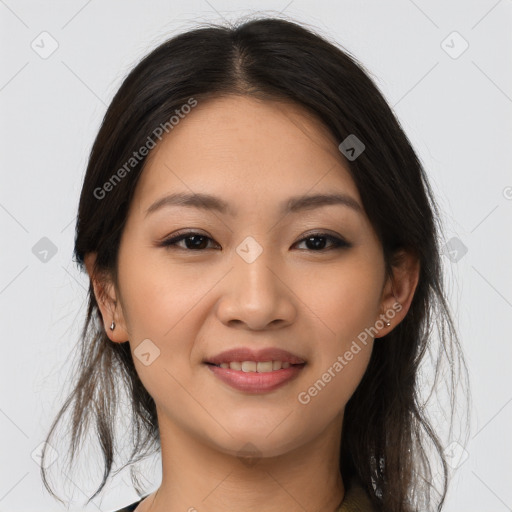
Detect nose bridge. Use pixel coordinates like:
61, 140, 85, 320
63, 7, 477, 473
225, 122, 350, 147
234, 233, 282, 303
238, 234, 278, 288
216, 233, 295, 329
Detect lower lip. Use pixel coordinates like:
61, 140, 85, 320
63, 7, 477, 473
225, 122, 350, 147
205, 363, 306, 393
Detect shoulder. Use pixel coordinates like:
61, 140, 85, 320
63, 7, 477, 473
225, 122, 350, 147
338, 478, 378, 512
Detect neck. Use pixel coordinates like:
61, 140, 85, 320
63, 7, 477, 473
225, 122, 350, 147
143, 410, 345, 512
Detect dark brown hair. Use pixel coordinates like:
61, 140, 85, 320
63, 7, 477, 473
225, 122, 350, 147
41, 16, 469, 511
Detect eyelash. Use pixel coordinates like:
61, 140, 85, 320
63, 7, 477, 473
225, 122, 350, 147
159, 231, 351, 252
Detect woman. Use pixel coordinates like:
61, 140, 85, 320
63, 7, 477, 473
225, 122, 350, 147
41, 16, 468, 512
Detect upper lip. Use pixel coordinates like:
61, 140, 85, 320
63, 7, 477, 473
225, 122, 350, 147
205, 347, 306, 365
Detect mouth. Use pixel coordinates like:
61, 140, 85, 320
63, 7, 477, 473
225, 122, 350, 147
204, 361, 307, 393
204, 361, 306, 372
204, 347, 306, 368
203, 347, 307, 393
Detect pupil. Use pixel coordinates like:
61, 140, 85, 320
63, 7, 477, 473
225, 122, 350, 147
187, 235, 207, 249
307, 236, 326, 250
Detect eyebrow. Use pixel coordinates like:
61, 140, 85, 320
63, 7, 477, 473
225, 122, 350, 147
144, 191, 363, 218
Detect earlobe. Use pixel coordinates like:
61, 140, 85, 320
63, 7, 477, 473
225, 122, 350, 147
84, 252, 129, 343
375, 249, 420, 338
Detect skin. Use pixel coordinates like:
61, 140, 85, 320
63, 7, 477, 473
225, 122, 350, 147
85, 95, 419, 512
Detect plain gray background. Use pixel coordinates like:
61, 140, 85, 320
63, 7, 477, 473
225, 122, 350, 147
1, 1, 511, 511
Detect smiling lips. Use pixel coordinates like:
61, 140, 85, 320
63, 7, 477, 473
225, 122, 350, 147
204, 347, 306, 393
205, 347, 306, 366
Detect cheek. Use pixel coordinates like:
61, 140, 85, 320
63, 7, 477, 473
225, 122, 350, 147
296, 256, 383, 342
292, 258, 381, 405
117, 243, 222, 384
117, 241, 207, 338
295, 281, 376, 419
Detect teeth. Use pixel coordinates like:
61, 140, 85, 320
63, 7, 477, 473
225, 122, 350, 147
217, 360, 293, 372
242, 361, 257, 372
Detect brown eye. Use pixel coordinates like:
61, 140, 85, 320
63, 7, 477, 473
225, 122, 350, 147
294, 233, 351, 251
160, 232, 219, 251
159, 231, 351, 252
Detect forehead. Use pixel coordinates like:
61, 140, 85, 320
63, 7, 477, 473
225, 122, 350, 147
133, 95, 361, 212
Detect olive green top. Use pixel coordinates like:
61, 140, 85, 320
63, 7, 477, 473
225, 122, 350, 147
112, 479, 376, 511
338, 479, 377, 511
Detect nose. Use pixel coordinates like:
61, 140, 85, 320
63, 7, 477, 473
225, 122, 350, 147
215, 240, 297, 331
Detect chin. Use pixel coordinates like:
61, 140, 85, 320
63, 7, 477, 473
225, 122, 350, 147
204, 420, 311, 460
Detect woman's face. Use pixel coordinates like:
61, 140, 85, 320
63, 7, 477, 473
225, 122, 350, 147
96, 95, 399, 458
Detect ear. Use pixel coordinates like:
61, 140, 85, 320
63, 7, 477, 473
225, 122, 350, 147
84, 252, 130, 343
374, 248, 420, 338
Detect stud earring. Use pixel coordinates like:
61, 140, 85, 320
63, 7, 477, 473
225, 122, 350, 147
110, 321, 115, 331
384, 320, 391, 327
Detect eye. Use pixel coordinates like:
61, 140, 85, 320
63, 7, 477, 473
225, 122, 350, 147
159, 230, 351, 252
293, 232, 351, 251
159, 231, 219, 251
